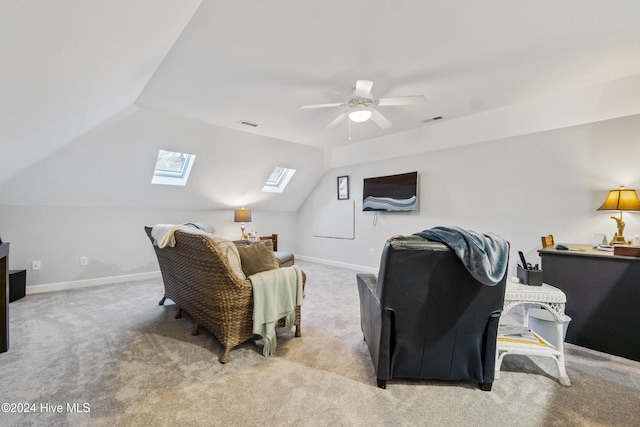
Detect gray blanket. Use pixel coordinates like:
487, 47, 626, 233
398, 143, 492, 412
413, 226, 509, 286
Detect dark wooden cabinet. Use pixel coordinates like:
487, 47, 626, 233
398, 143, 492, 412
1, 242, 9, 353
539, 244, 640, 361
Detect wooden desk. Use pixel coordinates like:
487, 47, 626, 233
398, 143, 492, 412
1, 242, 9, 353
539, 244, 640, 361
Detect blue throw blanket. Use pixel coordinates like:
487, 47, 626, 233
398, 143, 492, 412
413, 226, 509, 286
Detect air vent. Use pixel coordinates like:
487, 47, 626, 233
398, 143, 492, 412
238, 120, 259, 127
422, 116, 443, 123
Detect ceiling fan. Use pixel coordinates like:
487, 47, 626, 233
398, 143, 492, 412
299, 79, 426, 129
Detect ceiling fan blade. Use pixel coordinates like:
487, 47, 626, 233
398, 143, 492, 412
327, 112, 348, 128
355, 80, 374, 98
299, 102, 345, 109
377, 95, 427, 106
371, 110, 392, 129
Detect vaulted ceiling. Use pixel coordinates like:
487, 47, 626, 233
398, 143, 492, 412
137, 0, 640, 147
2, 0, 640, 209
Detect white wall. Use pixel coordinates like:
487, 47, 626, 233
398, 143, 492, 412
5, 113, 640, 288
0, 206, 296, 287
296, 113, 640, 274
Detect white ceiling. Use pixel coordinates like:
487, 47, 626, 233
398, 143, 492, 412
136, 0, 640, 148
2, 0, 640, 210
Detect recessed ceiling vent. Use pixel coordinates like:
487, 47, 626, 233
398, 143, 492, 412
238, 120, 259, 127
422, 116, 443, 123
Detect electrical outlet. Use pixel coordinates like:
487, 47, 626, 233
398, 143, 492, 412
369, 248, 375, 256
80, 256, 88, 266
32, 260, 41, 270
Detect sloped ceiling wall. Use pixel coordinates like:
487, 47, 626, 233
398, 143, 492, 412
0, 108, 324, 210
0, 0, 324, 211
1, 0, 201, 182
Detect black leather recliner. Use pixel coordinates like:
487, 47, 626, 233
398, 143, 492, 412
357, 235, 508, 390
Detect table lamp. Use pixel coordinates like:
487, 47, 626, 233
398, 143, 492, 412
234, 208, 252, 239
597, 186, 640, 245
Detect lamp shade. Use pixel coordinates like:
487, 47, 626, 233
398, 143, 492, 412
597, 186, 640, 211
234, 208, 252, 223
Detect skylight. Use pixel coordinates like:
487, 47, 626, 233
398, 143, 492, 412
262, 167, 296, 193
151, 150, 196, 186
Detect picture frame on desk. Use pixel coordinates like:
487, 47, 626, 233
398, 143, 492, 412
337, 175, 349, 200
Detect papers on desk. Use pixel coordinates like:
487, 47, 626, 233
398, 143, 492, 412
596, 245, 614, 252
498, 325, 550, 347
591, 233, 607, 247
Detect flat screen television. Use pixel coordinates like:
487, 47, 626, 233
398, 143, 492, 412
362, 171, 418, 211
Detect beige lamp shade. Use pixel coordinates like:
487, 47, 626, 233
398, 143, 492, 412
234, 208, 252, 239
234, 208, 252, 223
597, 186, 640, 211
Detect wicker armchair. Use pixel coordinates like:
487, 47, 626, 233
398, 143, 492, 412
145, 227, 304, 363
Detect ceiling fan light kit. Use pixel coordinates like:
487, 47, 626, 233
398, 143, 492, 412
349, 109, 372, 123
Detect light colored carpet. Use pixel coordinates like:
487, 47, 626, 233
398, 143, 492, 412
2, 260, 639, 426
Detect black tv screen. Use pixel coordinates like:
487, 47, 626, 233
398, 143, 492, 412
362, 171, 418, 211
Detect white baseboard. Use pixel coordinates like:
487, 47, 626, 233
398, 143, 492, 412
26, 271, 161, 295
296, 255, 377, 274
24, 258, 375, 295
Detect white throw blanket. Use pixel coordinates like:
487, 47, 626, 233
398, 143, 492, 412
151, 224, 209, 248
250, 265, 303, 357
